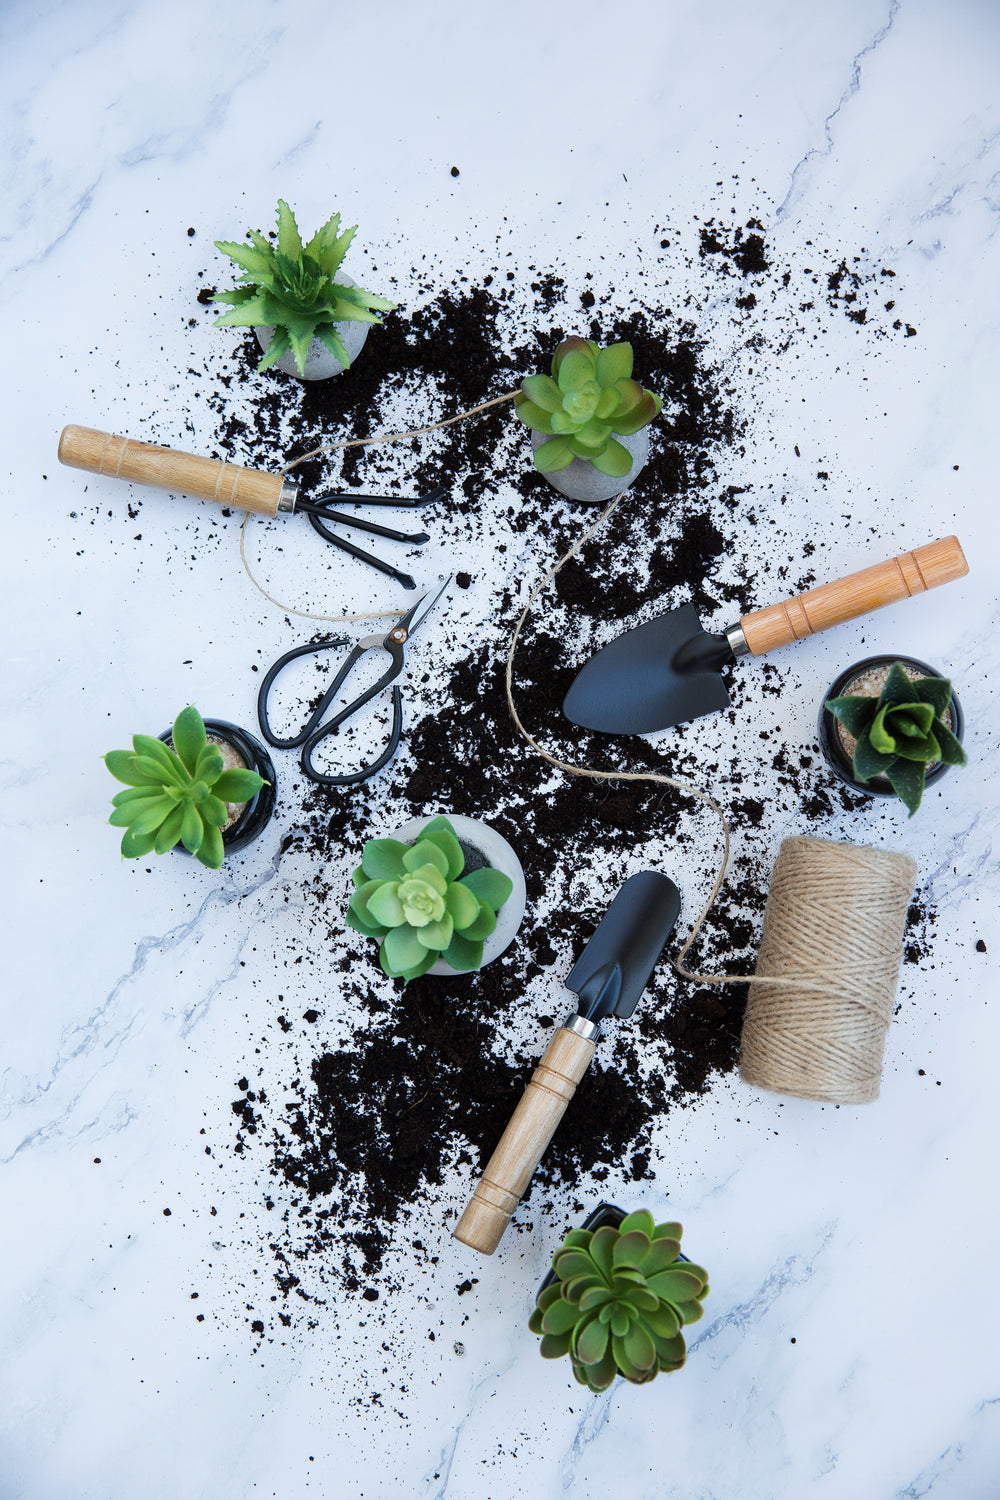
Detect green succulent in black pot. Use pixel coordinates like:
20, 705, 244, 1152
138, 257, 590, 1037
822, 659, 966, 816
529, 1209, 709, 1392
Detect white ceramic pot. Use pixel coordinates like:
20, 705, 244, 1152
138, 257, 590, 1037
530, 426, 649, 504
390, 814, 526, 974
254, 273, 370, 381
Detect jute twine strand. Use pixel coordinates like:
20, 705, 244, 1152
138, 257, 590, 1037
739, 836, 918, 1105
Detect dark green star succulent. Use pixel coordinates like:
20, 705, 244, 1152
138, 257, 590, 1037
529, 1210, 709, 1392
105, 706, 266, 869
346, 815, 513, 982
515, 337, 662, 477
213, 199, 396, 376
825, 661, 966, 816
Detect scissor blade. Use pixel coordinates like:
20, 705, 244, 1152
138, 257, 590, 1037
393, 574, 452, 640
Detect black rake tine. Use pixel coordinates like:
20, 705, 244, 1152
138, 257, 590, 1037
306, 511, 416, 589
306, 484, 448, 510
302, 507, 428, 546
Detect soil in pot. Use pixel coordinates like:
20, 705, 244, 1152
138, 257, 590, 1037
818, 655, 964, 797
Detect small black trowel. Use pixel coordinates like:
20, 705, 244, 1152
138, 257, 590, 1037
452, 871, 681, 1256
563, 537, 969, 735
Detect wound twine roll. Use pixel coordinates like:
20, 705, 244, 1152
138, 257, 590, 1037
739, 837, 918, 1105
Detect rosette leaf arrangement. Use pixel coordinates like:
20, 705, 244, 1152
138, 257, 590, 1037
825, 662, 966, 816
529, 1211, 709, 1392
105, 707, 266, 869
515, 337, 662, 478
346, 815, 513, 982
213, 199, 397, 376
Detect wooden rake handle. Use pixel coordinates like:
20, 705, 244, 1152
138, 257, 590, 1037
740, 536, 968, 656
57, 424, 295, 517
452, 1026, 597, 1256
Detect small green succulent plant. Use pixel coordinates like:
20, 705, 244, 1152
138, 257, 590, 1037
825, 661, 966, 816
515, 336, 663, 477
213, 199, 396, 376
105, 707, 266, 869
529, 1210, 709, 1392
347, 815, 513, 982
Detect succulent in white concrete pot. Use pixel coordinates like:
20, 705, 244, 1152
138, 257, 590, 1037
346, 814, 525, 983
516, 337, 662, 503
213, 199, 396, 380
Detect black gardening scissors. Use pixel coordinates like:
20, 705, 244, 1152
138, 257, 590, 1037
256, 576, 452, 785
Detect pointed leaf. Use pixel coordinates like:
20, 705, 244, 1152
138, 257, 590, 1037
170, 706, 206, 774
200, 795, 229, 827
194, 744, 225, 784
213, 239, 273, 275
421, 825, 464, 879
881, 662, 918, 705
589, 438, 634, 478
868, 705, 899, 755
153, 806, 185, 855
415, 914, 454, 951
212, 768, 264, 803
315, 323, 350, 369
885, 758, 926, 816
132, 736, 188, 785
934, 720, 967, 766
194, 822, 224, 869
402, 839, 449, 877
612, 390, 659, 436
557, 347, 597, 392
180, 802, 204, 855
275, 199, 302, 259
515, 399, 555, 435
382, 925, 427, 976
104, 750, 158, 787
912, 675, 952, 716
521, 374, 564, 412
445, 881, 480, 931
825, 694, 878, 738
121, 827, 158, 858
124, 798, 175, 837
852, 734, 895, 783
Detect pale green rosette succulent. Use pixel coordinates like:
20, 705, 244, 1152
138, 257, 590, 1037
515, 336, 662, 477
346, 815, 513, 982
529, 1210, 709, 1393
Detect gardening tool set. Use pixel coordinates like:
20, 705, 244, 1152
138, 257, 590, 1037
59, 411, 972, 1267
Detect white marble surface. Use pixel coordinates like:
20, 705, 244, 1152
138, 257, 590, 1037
3, 3, 1000, 1497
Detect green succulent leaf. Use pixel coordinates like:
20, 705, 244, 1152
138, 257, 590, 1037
123, 797, 176, 837
402, 839, 449, 877
521, 374, 563, 412
515, 399, 556, 435
104, 749, 159, 787
595, 387, 622, 421
574, 1316, 611, 1366
588, 1226, 617, 1280
458, 867, 512, 911
121, 827, 158, 858
540, 1298, 581, 1337
554, 1250, 599, 1282
578, 1286, 615, 1312
153, 806, 185, 855
398, 949, 436, 983
361, 839, 409, 880
622, 1322, 657, 1373
852, 733, 896, 783
132, 735, 188, 786
557, 347, 598, 392
891, 729, 940, 763
382, 924, 427, 977
180, 802, 204, 854
315, 323, 350, 369
462, 901, 498, 942
824, 694, 878, 737
868, 704, 899, 754
561, 1229, 594, 1251
445, 881, 480, 932
596, 342, 634, 385
912, 675, 952, 716
195, 822, 225, 870
420, 823, 464, 878
539, 1332, 574, 1360
639, 1238, 681, 1276
212, 768, 264, 803
441, 931, 484, 973
880, 661, 919, 705
675, 1297, 707, 1325
651, 1330, 688, 1369
549, 409, 576, 436
612, 1231, 652, 1269
578, 1350, 618, 1391
589, 438, 634, 478
170, 706, 207, 774
646, 1267, 706, 1303
415, 914, 454, 952
653, 1221, 683, 1241
110, 786, 167, 812
366, 882, 406, 928
934, 720, 967, 766
644, 1303, 680, 1340
611, 389, 660, 436
885, 758, 926, 817
533, 436, 575, 473
200, 795, 230, 828
256, 327, 292, 372
344, 906, 388, 940
194, 744, 225, 784
534, 1283, 564, 1315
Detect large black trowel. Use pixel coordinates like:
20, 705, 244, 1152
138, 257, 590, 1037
453, 871, 681, 1256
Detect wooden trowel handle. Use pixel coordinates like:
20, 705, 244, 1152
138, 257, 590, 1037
57, 424, 294, 517
740, 536, 968, 657
452, 1027, 597, 1256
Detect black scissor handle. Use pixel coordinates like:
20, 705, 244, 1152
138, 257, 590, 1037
300, 686, 404, 785
256, 636, 351, 749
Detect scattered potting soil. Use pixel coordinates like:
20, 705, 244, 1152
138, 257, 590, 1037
171, 214, 938, 1340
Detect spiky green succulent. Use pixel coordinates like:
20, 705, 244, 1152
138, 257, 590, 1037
213, 199, 397, 376
529, 1211, 709, 1392
346, 815, 513, 982
515, 337, 662, 477
105, 706, 266, 869
825, 661, 966, 816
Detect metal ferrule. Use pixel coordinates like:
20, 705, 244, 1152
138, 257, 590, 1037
277, 477, 300, 513
725, 622, 750, 658
562, 1012, 602, 1042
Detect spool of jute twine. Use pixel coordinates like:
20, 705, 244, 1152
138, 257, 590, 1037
739, 836, 918, 1105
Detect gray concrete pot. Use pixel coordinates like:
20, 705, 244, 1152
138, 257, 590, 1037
530, 426, 649, 504
390, 814, 526, 974
254, 273, 370, 381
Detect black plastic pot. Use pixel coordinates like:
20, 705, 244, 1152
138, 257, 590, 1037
818, 655, 964, 798
538, 1203, 689, 1297
160, 718, 276, 855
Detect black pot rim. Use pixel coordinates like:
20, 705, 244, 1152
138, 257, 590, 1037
818, 654, 964, 798
160, 718, 277, 854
